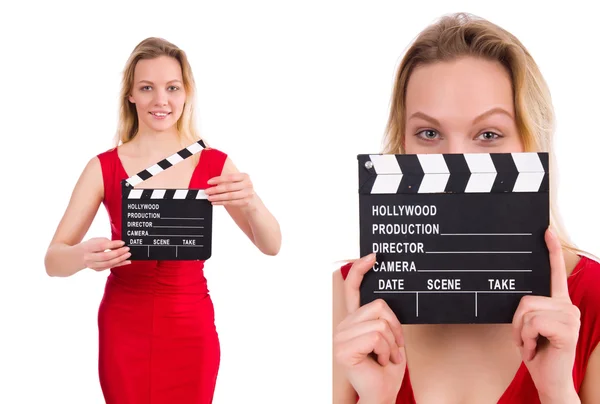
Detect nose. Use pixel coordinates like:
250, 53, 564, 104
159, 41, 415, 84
153, 88, 168, 106
438, 135, 474, 154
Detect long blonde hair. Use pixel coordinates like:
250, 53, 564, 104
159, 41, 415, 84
115, 37, 202, 147
384, 12, 590, 259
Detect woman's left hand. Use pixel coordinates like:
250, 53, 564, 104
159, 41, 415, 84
205, 173, 257, 211
512, 228, 581, 403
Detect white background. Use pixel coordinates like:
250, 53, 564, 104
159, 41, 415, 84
1, 1, 599, 403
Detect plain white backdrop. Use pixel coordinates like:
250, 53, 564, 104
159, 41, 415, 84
1, 1, 599, 403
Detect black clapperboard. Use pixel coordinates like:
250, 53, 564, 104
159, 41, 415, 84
358, 152, 550, 324
121, 140, 212, 260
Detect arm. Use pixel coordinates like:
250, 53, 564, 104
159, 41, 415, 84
333, 269, 359, 404
44, 157, 129, 277
207, 157, 281, 256
579, 343, 600, 402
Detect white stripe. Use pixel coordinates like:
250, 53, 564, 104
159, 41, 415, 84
174, 190, 188, 199
127, 176, 144, 187
465, 173, 497, 192
511, 153, 544, 172
187, 142, 203, 154
128, 189, 143, 199
464, 153, 496, 173
513, 172, 545, 192
418, 173, 450, 193
196, 190, 208, 199
147, 164, 164, 176
151, 189, 166, 199
417, 154, 449, 173
166, 153, 184, 165
371, 174, 403, 193
369, 155, 402, 174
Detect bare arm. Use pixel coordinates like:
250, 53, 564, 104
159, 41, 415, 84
333, 269, 358, 404
580, 345, 600, 403
44, 157, 129, 277
208, 157, 281, 256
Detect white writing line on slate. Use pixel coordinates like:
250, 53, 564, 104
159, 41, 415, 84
161, 217, 205, 220
418, 269, 532, 273
475, 292, 478, 317
373, 290, 532, 294
146, 234, 204, 237
425, 251, 532, 254
154, 226, 205, 229
439, 233, 532, 236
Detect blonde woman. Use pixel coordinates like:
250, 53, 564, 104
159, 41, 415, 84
333, 13, 600, 404
45, 37, 281, 403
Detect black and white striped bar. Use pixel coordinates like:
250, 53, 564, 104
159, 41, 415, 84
121, 139, 212, 261
358, 152, 550, 324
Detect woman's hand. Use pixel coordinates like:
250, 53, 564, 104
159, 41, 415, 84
512, 229, 581, 403
334, 253, 407, 404
80, 238, 131, 271
205, 173, 257, 212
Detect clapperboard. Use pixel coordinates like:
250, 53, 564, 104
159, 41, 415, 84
121, 140, 212, 261
358, 152, 550, 324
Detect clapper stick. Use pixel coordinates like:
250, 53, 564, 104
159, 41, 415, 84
358, 152, 550, 324
121, 139, 213, 261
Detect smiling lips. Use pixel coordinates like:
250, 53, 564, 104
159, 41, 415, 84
150, 111, 171, 119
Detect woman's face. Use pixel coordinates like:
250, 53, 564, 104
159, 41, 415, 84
403, 56, 523, 154
128, 56, 187, 133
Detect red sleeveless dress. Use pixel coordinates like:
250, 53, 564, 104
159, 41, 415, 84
96, 146, 227, 404
340, 255, 600, 403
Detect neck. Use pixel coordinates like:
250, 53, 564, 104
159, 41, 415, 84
130, 126, 183, 156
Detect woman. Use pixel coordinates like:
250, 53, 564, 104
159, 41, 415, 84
44, 37, 281, 403
333, 13, 600, 404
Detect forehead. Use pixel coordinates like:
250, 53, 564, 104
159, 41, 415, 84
405, 57, 514, 117
133, 56, 183, 82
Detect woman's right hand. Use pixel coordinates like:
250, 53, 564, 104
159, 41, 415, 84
333, 253, 407, 404
79, 238, 131, 271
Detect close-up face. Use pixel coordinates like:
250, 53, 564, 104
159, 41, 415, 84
128, 55, 187, 133
403, 56, 524, 155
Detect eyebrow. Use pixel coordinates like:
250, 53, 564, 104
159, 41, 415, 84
408, 107, 514, 126
137, 79, 183, 85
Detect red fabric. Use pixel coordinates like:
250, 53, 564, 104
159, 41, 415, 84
96, 146, 228, 404
339, 255, 600, 403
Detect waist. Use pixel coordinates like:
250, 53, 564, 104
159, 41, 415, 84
105, 260, 209, 295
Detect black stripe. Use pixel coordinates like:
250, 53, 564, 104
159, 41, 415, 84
186, 190, 199, 199
157, 159, 173, 170
358, 155, 377, 194
138, 170, 153, 181
140, 189, 154, 200
538, 153, 549, 173
398, 174, 423, 193
164, 189, 177, 199
396, 154, 423, 174
198, 139, 206, 148
178, 148, 193, 159
443, 154, 470, 193
539, 173, 550, 192
490, 154, 518, 193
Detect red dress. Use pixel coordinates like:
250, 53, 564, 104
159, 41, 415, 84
96, 146, 227, 404
340, 255, 600, 403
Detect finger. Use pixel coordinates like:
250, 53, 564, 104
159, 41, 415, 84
336, 331, 391, 368
335, 319, 401, 364
207, 173, 247, 185
345, 253, 376, 314
113, 260, 132, 267
90, 246, 130, 262
546, 228, 570, 299
98, 239, 126, 251
511, 295, 573, 346
205, 181, 247, 195
102, 252, 132, 268
339, 299, 404, 347
520, 311, 573, 361
207, 190, 251, 202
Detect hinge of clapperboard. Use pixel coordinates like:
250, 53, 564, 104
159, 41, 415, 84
121, 139, 208, 199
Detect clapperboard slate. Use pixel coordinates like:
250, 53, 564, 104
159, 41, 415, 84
121, 140, 212, 261
358, 152, 550, 324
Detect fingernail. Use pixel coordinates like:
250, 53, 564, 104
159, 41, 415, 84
207, 179, 214, 184
126, 252, 131, 257
120, 240, 126, 245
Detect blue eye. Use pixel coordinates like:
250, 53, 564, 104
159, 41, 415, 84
168, 86, 180, 91
141, 86, 152, 91
416, 129, 439, 140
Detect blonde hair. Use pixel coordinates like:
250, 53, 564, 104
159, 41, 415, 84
384, 12, 590, 259
115, 37, 203, 147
